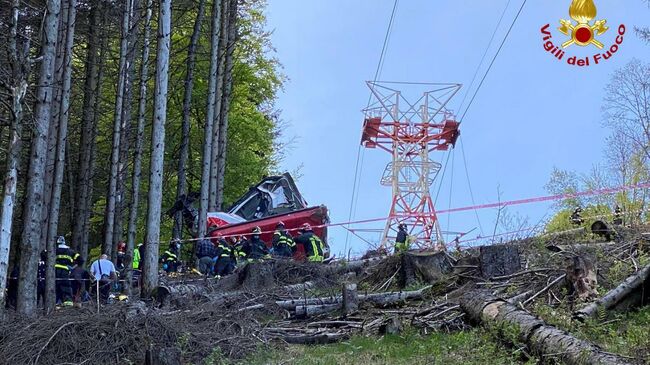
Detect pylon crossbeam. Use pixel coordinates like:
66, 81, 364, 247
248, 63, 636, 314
361, 81, 462, 250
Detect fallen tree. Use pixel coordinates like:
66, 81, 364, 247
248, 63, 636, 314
290, 286, 432, 318
574, 264, 650, 321
460, 291, 633, 365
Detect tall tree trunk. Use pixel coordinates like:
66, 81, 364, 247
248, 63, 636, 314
173, 0, 207, 240
72, 0, 101, 252
126, 0, 152, 291
40, 0, 68, 252
215, 0, 239, 210
45, 0, 77, 312
143, 0, 171, 297
104, 0, 134, 257
199, 0, 224, 243
17, 0, 61, 316
79, 21, 108, 260
0, 0, 28, 309
209, 0, 229, 211
65, 138, 75, 225
112, 0, 141, 262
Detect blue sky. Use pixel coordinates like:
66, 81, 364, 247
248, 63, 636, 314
265, 0, 650, 256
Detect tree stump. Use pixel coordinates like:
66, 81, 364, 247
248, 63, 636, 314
479, 245, 520, 279
379, 316, 402, 336
400, 251, 454, 287
566, 256, 598, 302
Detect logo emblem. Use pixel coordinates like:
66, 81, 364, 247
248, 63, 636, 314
558, 0, 608, 49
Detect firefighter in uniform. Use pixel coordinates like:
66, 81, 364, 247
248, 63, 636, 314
272, 222, 295, 258
243, 227, 270, 261
570, 207, 584, 226
232, 236, 247, 265
613, 205, 623, 225
295, 223, 325, 262
55, 236, 78, 306
214, 236, 235, 276
394, 223, 411, 253
160, 240, 180, 273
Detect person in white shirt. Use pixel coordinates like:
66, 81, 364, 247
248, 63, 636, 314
90, 254, 117, 303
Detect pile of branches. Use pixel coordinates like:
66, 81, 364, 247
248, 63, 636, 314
0, 301, 270, 365
265, 300, 466, 345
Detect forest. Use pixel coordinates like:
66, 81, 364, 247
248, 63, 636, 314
0, 0, 284, 316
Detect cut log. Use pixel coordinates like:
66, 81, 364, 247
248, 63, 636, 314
295, 303, 341, 317
461, 291, 633, 365
342, 283, 359, 316
156, 284, 207, 307
276, 296, 342, 310
591, 220, 615, 241
574, 264, 650, 321
339, 256, 388, 271
282, 281, 315, 293
281, 332, 349, 345
362, 286, 430, 306
291, 286, 431, 317
479, 245, 520, 279
546, 241, 617, 253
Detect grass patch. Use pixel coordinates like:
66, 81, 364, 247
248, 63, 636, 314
242, 329, 531, 365
534, 304, 650, 362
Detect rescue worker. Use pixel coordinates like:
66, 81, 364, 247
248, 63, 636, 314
55, 236, 78, 306
71, 255, 91, 306
570, 207, 584, 226
213, 235, 235, 276
394, 223, 411, 253
90, 254, 117, 304
132, 243, 144, 287
243, 227, 269, 261
294, 223, 325, 262
133, 243, 144, 270
116, 241, 126, 270
160, 240, 180, 273
613, 205, 623, 226
196, 238, 216, 275
232, 235, 248, 265
272, 222, 295, 258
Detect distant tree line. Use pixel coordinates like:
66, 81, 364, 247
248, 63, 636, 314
545, 6, 650, 232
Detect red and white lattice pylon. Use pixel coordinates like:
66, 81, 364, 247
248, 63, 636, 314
360, 81, 462, 250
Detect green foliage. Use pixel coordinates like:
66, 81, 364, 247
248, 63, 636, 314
73, 0, 285, 251
544, 205, 611, 234
243, 329, 532, 365
203, 347, 228, 365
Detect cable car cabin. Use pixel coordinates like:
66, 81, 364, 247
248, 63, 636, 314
361, 117, 382, 148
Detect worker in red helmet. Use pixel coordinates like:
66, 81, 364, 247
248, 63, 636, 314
116, 241, 127, 269
272, 221, 295, 258
294, 223, 325, 262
